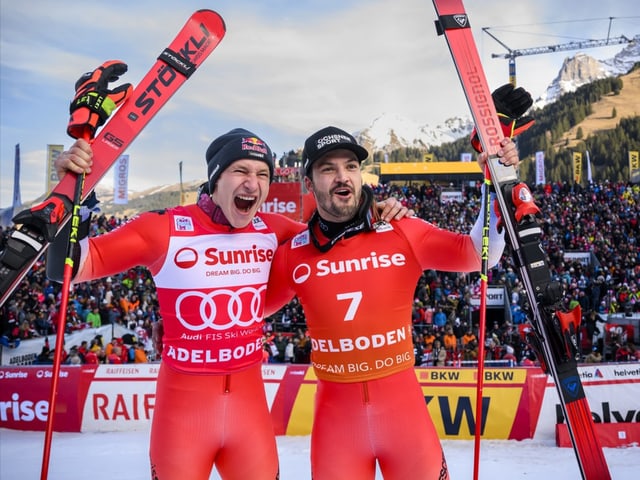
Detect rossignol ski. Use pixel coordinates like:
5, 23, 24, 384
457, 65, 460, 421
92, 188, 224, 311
0, 9, 226, 307
431, 1, 611, 479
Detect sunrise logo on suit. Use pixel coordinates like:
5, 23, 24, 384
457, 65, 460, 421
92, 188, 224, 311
292, 263, 311, 284
174, 247, 198, 269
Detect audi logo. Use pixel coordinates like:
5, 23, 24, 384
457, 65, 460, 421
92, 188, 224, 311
175, 286, 266, 330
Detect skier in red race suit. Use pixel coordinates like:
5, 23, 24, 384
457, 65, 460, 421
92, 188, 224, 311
265, 126, 521, 480
51, 127, 410, 478
52, 129, 296, 479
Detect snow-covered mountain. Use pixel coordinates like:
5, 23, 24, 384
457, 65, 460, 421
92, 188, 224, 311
534, 34, 640, 108
349, 36, 639, 155
354, 113, 474, 154
601, 34, 640, 75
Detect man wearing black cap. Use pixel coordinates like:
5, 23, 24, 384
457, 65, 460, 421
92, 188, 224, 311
266, 125, 521, 479
51, 127, 411, 479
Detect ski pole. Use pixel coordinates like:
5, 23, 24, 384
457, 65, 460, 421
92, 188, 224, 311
473, 174, 491, 480
36, 16, 225, 472
40, 137, 88, 480
39, 60, 134, 479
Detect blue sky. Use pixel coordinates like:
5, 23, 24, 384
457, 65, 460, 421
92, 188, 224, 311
1, 0, 638, 206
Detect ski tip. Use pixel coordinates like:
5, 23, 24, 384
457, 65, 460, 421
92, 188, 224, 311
194, 9, 227, 33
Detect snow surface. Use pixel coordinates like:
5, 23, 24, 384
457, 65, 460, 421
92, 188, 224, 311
1, 429, 637, 479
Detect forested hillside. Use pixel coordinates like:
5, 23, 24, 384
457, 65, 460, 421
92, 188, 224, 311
378, 65, 640, 185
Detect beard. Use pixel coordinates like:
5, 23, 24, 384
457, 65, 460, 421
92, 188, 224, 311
315, 185, 360, 221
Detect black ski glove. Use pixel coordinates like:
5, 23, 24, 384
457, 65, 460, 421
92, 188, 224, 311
67, 60, 133, 139
470, 83, 535, 153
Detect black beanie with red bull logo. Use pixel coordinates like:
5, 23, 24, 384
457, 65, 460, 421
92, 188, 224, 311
205, 128, 274, 192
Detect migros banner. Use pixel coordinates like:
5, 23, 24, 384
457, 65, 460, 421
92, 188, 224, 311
1, 364, 638, 441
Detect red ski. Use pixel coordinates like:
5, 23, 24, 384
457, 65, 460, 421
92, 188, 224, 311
431, 1, 611, 479
0, 9, 226, 306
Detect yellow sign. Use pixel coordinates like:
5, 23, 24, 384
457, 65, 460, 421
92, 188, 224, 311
572, 152, 582, 184
380, 162, 481, 175
286, 383, 316, 435
416, 368, 527, 384
423, 385, 523, 439
630, 151, 639, 183
286, 367, 529, 437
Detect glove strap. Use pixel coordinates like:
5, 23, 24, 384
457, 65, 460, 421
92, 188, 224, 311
70, 92, 117, 122
497, 113, 516, 138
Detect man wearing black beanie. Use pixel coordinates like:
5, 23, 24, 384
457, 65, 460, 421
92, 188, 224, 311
206, 128, 274, 191
50, 127, 411, 480
49, 128, 300, 479
202, 127, 275, 228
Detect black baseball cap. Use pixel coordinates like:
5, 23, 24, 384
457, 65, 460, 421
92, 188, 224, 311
302, 126, 369, 177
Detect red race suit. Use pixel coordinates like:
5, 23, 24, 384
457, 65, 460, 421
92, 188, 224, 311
266, 205, 504, 479
75, 201, 302, 480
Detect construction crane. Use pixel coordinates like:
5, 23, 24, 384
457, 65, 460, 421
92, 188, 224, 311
483, 17, 633, 86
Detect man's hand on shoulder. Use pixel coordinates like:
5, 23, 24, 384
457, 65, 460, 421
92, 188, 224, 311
376, 196, 415, 222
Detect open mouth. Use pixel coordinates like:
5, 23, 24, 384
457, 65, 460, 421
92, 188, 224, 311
234, 194, 257, 213
333, 187, 352, 197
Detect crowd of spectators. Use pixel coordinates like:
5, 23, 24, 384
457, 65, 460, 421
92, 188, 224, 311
1, 180, 638, 367
373, 179, 640, 367
31, 333, 150, 365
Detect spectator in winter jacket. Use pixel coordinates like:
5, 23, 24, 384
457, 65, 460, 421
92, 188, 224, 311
84, 349, 99, 364
107, 346, 123, 364
584, 347, 602, 363
133, 343, 148, 363
66, 346, 82, 365
86, 305, 101, 328
433, 307, 447, 327
284, 338, 295, 363
442, 325, 458, 352
433, 339, 447, 366
461, 328, 477, 347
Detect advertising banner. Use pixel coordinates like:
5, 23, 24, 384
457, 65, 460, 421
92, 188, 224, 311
1, 364, 638, 443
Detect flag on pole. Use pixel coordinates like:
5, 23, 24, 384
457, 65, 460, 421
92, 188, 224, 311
535, 151, 545, 185
586, 151, 593, 184
13, 144, 22, 208
1, 144, 23, 226
179, 161, 185, 205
